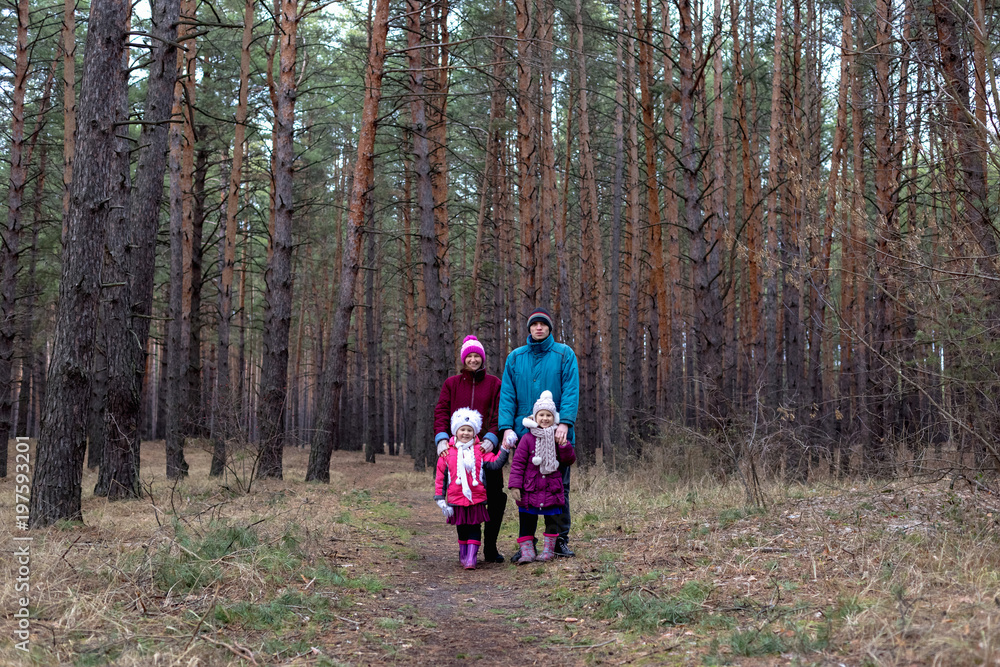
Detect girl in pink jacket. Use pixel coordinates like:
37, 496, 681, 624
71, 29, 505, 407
434, 408, 511, 569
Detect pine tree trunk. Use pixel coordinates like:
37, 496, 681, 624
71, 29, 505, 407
364, 203, 378, 464
1, 0, 34, 477
17, 126, 47, 439
662, 0, 682, 419
640, 0, 666, 420
624, 0, 644, 454
307, 0, 389, 481
187, 147, 207, 436
574, 0, 604, 466
257, 0, 299, 480
403, 0, 436, 471
557, 79, 574, 346
765, 0, 784, 407
401, 149, 421, 463
609, 0, 626, 464
515, 0, 538, 316
212, 0, 253, 476
537, 0, 555, 306
931, 0, 996, 259
428, 1, 454, 360
61, 0, 77, 233
96, 0, 181, 498
818, 0, 851, 465
867, 0, 896, 474
29, 0, 131, 526
164, 0, 196, 479
710, 0, 729, 412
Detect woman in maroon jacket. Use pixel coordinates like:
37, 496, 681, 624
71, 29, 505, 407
434, 335, 507, 562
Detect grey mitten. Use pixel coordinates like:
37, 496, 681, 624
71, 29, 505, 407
436, 499, 454, 519
437, 440, 448, 457
480, 440, 494, 453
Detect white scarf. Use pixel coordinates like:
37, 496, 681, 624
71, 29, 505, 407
454, 439, 479, 501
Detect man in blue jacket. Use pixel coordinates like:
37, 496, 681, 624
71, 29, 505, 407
499, 307, 580, 558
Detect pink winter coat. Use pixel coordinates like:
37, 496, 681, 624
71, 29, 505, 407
507, 433, 576, 509
434, 437, 510, 506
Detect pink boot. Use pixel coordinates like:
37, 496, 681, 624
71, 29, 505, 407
458, 540, 468, 567
537, 533, 558, 561
464, 540, 480, 569
517, 536, 536, 564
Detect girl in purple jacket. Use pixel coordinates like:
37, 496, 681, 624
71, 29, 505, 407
508, 391, 576, 563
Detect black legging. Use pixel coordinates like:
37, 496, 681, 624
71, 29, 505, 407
456, 523, 482, 542
550, 464, 571, 541
482, 466, 507, 553
518, 511, 560, 538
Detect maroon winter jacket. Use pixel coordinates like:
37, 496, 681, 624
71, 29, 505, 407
433, 368, 502, 446
507, 432, 576, 510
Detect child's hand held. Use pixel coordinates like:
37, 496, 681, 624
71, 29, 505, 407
510, 488, 521, 503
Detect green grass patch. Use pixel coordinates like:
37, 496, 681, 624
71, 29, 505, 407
301, 563, 385, 593
784, 620, 832, 653
718, 506, 766, 528
369, 501, 412, 522
344, 489, 372, 505
72, 644, 122, 667
593, 576, 712, 632
833, 594, 865, 619
263, 636, 317, 658
152, 521, 307, 593
727, 628, 785, 656
214, 591, 334, 629
377, 617, 404, 630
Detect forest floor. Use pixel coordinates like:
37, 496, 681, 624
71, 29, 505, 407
2, 443, 1000, 666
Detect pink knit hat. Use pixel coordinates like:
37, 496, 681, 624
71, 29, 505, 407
460, 335, 486, 366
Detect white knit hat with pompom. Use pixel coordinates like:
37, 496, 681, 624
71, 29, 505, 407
521, 390, 559, 467
451, 407, 483, 436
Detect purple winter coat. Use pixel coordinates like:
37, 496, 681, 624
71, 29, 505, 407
507, 432, 576, 509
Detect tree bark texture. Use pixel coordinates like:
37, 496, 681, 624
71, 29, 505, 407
307, 0, 389, 482
213, 0, 255, 477
257, 0, 299, 480
1, 0, 33, 477
29, 0, 132, 526
96, 0, 181, 499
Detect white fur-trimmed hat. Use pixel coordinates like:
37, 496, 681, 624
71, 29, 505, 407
451, 407, 483, 436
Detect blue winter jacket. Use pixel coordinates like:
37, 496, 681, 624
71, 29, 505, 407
498, 334, 580, 440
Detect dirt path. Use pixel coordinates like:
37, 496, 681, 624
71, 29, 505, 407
311, 456, 618, 666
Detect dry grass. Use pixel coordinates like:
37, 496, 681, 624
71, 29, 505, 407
0, 442, 428, 666
565, 445, 1000, 665
1, 439, 999, 665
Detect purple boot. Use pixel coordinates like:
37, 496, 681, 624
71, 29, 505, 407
464, 540, 480, 569
458, 540, 468, 567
